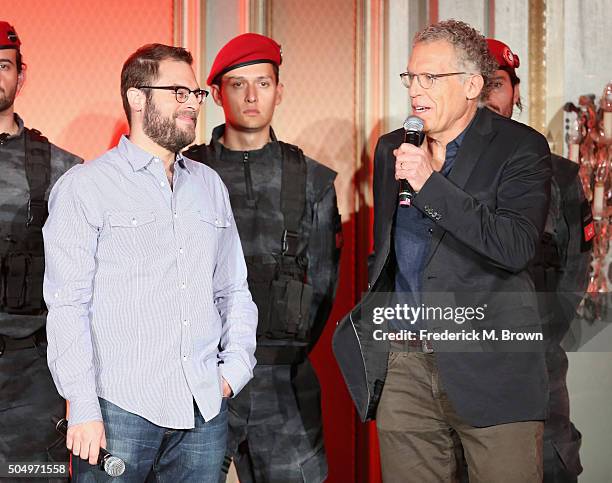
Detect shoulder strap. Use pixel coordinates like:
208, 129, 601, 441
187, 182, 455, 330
23, 128, 51, 228
279, 141, 307, 256
183, 143, 214, 166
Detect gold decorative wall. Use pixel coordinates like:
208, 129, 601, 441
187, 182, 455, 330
528, 0, 547, 134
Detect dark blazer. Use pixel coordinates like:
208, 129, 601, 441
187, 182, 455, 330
333, 107, 552, 427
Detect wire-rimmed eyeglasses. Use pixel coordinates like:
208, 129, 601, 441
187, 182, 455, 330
399, 72, 473, 90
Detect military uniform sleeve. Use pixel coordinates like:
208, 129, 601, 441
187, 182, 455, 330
556, 176, 592, 321
306, 171, 341, 352
49, 143, 83, 187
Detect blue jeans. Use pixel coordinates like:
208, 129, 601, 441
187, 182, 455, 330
72, 398, 228, 483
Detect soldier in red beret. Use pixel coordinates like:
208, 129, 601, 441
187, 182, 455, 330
185, 33, 341, 483
0, 20, 81, 478
484, 38, 590, 483
485, 38, 522, 117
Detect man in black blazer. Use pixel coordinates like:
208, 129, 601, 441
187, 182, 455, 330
333, 20, 551, 482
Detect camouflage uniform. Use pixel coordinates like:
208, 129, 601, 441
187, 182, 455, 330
531, 154, 591, 483
0, 114, 81, 481
185, 124, 340, 483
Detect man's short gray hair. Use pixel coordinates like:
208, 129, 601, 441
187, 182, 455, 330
414, 19, 497, 102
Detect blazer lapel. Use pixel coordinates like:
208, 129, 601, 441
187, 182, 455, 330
447, 108, 496, 189
382, 133, 402, 235
369, 133, 402, 288
425, 108, 497, 266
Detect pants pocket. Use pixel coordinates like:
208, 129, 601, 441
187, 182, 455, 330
550, 425, 582, 478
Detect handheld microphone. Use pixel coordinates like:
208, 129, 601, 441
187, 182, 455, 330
55, 418, 126, 477
398, 116, 425, 207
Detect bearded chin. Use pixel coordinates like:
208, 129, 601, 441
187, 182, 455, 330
0, 98, 12, 112
143, 101, 196, 153
0, 88, 17, 113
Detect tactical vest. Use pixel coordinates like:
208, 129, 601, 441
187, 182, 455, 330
188, 141, 314, 357
530, 164, 593, 294
0, 128, 51, 315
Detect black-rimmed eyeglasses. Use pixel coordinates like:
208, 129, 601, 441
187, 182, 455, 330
399, 72, 473, 90
137, 85, 209, 104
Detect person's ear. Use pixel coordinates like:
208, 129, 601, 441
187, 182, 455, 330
127, 87, 146, 115
466, 74, 484, 100
274, 82, 284, 106
16, 70, 25, 93
211, 84, 223, 107
513, 83, 521, 106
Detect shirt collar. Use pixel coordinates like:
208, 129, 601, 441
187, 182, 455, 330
13, 114, 25, 138
210, 124, 278, 151
118, 135, 190, 173
448, 122, 469, 151
1, 114, 25, 141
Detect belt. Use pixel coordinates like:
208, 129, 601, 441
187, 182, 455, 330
390, 336, 434, 353
0, 328, 47, 357
255, 345, 307, 365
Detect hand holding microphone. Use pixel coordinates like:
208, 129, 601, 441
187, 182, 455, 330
396, 116, 432, 206
56, 418, 126, 477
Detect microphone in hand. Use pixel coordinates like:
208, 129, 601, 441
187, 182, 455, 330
398, 116, 425, 207
55, 418, 126, 477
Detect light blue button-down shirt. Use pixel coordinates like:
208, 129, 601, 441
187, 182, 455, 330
43, 136, 257, 429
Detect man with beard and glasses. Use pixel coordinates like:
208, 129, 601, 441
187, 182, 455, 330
43, 43, 257, 483
0, 21, 81, 479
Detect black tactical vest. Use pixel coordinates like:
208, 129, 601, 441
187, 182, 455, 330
0, 128, 51, 315
186, 139, 314, 357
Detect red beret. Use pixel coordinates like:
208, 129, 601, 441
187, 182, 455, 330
207, 33, 282, 86
486, 38, 520, 75
0, 21, 20, 50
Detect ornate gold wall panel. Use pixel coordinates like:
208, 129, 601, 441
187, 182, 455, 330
528, 0, 546, 134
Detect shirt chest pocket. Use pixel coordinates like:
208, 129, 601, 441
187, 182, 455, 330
107, 211, 157, 260
195, 210, 230, 247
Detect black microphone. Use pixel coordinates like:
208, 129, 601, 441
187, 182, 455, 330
398, 116, 425, 207
55, 418, 126, 477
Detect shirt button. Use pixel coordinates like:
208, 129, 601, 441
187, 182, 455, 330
428, 228, 433, 234
183, 320, 189, 326
160, 181, 165, 187
182, 355, 188, 361
179, 248, 184, 254
131, 218, 137, 225
181, 283, 186, 289
215, 218, 220, 225
173, 211, 178, 218
154, 158, 160, 163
